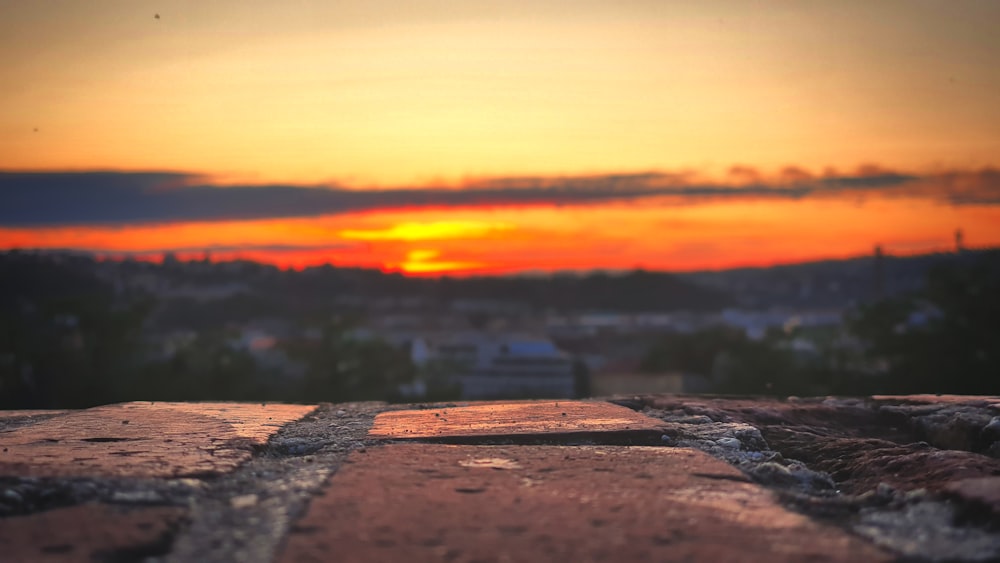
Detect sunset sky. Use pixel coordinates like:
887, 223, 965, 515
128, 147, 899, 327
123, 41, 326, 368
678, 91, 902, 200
2, 1, 999, 274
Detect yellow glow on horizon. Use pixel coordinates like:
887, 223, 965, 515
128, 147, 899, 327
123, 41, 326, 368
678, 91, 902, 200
407, 249, 440, 263
395, 248, 486, 275
340, 220, 514, 242
3, 194, 999, 275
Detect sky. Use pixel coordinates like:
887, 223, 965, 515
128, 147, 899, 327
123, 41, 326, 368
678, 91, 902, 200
1, 1, 999, 275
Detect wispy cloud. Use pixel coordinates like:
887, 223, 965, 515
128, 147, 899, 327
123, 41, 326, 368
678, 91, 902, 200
1, 166, 997, 227
28, 242, 365, 256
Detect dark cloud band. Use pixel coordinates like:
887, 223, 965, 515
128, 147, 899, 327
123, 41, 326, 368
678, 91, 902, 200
0, 167, 996, 227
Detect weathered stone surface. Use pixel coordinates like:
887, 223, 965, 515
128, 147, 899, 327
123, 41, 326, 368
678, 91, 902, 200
855, 498, 1000, 562
945, 477, 1000, 514
644, 395, 1000, 493
646, 408, 838, 495
0, 402, 316, 478
368, 400, 663, 440
0, 503, 186, 562
0, 410, 69, 433
0, 474, 205, 518
2, 397, 998, 562
164, 402, 386, 563
874, 396, 1000, 456
872, 394, 1000, 407
0, 410, 68, 419
278, 444, 890, 562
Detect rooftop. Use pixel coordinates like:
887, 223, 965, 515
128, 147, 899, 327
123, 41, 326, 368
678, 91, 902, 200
1, 394, 998, 562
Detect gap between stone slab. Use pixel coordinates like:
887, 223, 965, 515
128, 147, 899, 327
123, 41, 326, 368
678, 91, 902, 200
164, 402, 387, 563
1, 402, 386, 563
393, 428, 669, 447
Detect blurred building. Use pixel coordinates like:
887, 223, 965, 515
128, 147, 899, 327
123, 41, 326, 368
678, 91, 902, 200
411, 335, 576, 399
589, 359, 711, 396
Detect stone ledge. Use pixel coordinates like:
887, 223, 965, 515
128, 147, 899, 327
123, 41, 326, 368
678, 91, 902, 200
278, 443, 889, 562
0, 504, 187, 562
0, 402, 317, 478
0, 395, 997, 562
368, 400, 665, 440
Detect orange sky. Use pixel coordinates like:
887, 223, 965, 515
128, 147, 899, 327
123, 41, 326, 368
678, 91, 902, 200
1, 2, 999, 274
3, 192, 998, 275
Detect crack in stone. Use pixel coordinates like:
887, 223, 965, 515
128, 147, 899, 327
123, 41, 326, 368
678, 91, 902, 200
163, 402, 388, 563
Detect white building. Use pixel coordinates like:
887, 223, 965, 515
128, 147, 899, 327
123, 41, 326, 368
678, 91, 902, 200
411, 335, 576, 399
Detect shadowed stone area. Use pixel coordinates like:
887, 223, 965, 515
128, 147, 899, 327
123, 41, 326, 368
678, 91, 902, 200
0, 503, 187, 562
0, 402, 317, 478
164, 402, 386, 563
0, 410, 69, 434
278, 444, 890, 563
946, 477, 1000, 515
637, 394, 1000, 561
872, 395, 1000, 457
0, 410, 69, 421
641, 395, 1000, 494
368, 400, 665, 440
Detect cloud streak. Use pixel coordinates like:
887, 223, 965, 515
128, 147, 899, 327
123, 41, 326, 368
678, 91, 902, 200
27, 242, 366, 257
1, 167, 997, 227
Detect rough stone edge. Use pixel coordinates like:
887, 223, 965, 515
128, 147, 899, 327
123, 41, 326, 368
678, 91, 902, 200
164, 402, 392, 563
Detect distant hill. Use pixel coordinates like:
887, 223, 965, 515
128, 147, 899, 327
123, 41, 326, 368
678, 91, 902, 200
0, 252, 112, 308
271, 267, 733, 313
7, 248, 997, 320
423, 270, 732, 312
677, 248, 1000, 309
0, 253, 733, 328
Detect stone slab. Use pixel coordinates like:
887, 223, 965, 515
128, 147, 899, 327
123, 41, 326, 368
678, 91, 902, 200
279, 444, 889, 562
0, 402, 316, 478
643, 395, 1000, 494
368, 400, 664, 440
0, 410, 69, 419
0, 503, 186, 562
946, 477, 1000, 514
0, 410, 69, 433
872, 394, 1000, 407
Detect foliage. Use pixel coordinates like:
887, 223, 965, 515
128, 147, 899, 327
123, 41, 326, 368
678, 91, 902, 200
3, 250, 997, 407
413, 358, 464, 402
640, 327, 826, 396
640, 254, 1000, 396
131, 330, 274, 402
640, 326, 746, 376
0, 254, 153, 408
284, 318, 416, 403
0, 254, 417, 407
849, 258, 1000, 394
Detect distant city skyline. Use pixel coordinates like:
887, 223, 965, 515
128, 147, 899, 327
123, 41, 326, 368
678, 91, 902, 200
2, 1, 999, 274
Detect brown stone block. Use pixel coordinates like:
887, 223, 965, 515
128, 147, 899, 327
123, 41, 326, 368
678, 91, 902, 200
279, 444, 890, 562
0, 503, 186, 562
946, 476, 1000, 515
369, 400, 664, 440
872, 394, 1000, 407
0, 402, 316, 478
0, 410, 69, 420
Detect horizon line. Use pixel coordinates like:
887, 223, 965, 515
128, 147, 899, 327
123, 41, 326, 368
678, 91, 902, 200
4, 244, 991, 279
